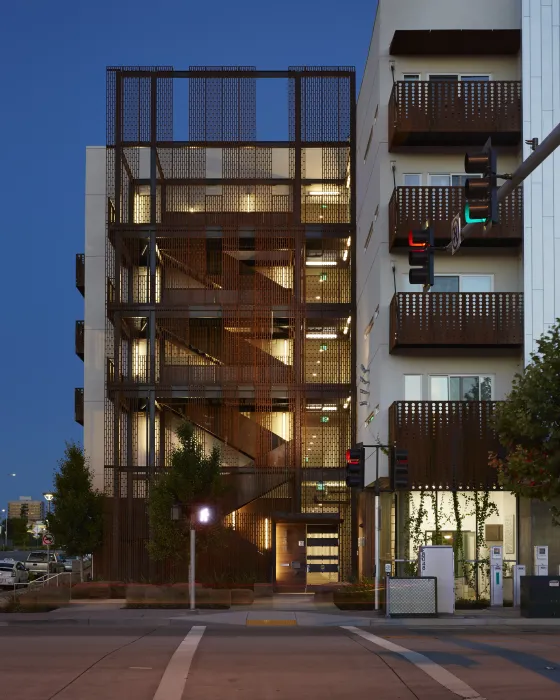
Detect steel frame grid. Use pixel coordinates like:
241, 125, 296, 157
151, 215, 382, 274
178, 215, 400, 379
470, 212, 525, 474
101, 66, 357, 583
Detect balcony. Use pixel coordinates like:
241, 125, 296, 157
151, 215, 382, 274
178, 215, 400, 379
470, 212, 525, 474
76, 254, 85, 296
389, 186, 522, 250
389, 401, 501, 489
389, 81, 521, 151
75, 320, 84, 360
75, 388, 84, 426
390, 293, 523, 352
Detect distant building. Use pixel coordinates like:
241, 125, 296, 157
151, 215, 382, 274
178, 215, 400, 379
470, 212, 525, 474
7, 497, 45, 522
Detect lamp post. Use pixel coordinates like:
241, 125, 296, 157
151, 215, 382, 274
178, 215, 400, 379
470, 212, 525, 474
43, 492, 54, 518
171, 503, 211, 611
2, 473, 16, 549
1, 509, 6, 549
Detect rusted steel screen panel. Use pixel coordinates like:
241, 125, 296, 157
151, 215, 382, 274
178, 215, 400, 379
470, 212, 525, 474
389, 401, 501, 490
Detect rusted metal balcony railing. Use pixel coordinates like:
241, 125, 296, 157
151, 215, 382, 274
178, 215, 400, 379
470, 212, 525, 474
388, 186, 522, 249
75, 388, 84, 426
75, 320, 84, 360
389, 401, 501, 489
76, 254, 85, 296
390, 293, 523, 351
389, 80, 521, 150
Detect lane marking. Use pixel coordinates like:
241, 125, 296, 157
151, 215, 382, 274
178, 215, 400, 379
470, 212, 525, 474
153, 626, 205, 700
246, 619, 297, 626
342, 626, 485, 700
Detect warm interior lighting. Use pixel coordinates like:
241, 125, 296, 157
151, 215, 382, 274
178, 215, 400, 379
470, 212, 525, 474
265, 518, 270, 549
306, 333, 337, 339
305, 260, 337, 267
307, 404, 338, 411
342, 250, 348, 261
309, 191, 340, 196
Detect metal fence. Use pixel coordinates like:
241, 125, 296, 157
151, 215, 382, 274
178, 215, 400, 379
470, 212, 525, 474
386, 576, 437, 617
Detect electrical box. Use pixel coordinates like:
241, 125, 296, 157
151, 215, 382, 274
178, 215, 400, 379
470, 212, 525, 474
534, 546, 549, 576
418, 545, 454, 614
513, 564, 526, 607
490, 545, 503, 606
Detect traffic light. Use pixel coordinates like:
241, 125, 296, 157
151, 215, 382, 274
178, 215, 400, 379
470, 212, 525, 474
408, 227, 434, 287
346, 444, 365, 489
392, 448, 409, 490
464, 138, 499, 225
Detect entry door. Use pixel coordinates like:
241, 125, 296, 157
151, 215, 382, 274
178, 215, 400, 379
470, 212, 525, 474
275, 522, 307, 592
306, 524, 339, 585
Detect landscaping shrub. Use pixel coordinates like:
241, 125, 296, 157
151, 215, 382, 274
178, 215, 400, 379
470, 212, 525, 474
333, 582, 375, 611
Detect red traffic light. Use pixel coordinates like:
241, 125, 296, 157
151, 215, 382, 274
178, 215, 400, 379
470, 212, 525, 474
346, 449, 360, 464
408, 230, 428, 248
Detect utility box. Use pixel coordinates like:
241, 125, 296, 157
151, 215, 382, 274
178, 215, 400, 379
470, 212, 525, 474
521, 576, 560, 618
418, 545, 454, 614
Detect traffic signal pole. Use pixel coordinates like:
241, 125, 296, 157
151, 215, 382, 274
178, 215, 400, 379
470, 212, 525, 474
458, 121, 560, 244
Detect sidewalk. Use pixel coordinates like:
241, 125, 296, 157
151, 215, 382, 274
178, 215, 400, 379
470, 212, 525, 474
2, 600, 560, 628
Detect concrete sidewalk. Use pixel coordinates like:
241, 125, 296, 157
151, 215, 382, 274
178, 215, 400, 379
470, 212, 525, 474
2, 601, 560, 628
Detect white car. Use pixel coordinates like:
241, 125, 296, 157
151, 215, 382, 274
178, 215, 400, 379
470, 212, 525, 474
0, 559, 29, 589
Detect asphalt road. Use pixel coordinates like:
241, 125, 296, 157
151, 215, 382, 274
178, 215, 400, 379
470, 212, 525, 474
1, 624, 560, 699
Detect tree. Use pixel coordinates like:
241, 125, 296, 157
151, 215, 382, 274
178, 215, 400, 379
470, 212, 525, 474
47, 443, 104, 580
490, 320, 560, 525
147, 421, 225, 575
3, 518, 29, 548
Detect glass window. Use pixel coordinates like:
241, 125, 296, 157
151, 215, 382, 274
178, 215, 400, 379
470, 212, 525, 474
432, 276, 459, 293
429, 174, 451, 187
429, 74, 458, 81
430, 375, 493, 401
403, 74, 420, 81
404, 375, 422, 401
460, 275, 493, 292
430, 376, 449, 400
460, 75, 490, 82
403, 174, 421, 186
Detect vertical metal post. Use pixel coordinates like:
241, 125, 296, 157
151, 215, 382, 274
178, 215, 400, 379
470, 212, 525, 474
190, 519, 196, 610
293, 74, 302, 513
374, 447, 380, 611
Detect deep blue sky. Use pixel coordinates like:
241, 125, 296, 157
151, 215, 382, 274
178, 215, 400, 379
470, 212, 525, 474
0, 0, 376, 504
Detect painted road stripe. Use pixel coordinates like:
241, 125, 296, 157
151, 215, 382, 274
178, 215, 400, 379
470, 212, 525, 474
153, 625, 205, 700
342, 626, 485, 700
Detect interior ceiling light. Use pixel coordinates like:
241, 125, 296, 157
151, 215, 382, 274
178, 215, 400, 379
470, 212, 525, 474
309, 191, 340, 196
306, 333, 337, 339
305, 260, 337, 266
342, 250, 348, 261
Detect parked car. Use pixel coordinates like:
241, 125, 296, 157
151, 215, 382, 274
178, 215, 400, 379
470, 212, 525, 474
0, 559, 29, 589
57, 553, 91, 573
24, 551, 65, 576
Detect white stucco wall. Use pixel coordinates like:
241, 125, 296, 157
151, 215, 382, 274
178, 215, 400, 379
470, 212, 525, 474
84, 146, 106, 492
522, 0, 560, 363
357, 0, 523, 485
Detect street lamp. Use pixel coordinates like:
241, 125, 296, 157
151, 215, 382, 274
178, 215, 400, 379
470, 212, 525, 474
43, 492, 54, 517
3, 473, 16, 549
170, 503, 212, 610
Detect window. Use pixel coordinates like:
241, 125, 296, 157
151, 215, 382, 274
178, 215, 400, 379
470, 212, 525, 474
401, 274, 493, 293
363, 126, 373, 162
430, 375, 493, 401
403, 174, 421, 186
404, 375, 422, 400
403, 74, 420, 81
428, 74, 490, 81
428, 173, 481, 187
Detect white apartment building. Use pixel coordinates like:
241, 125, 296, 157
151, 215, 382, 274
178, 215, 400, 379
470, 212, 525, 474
357, 0, 560, 587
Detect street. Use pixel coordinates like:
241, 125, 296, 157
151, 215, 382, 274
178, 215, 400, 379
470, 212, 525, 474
1, 623, 560, 699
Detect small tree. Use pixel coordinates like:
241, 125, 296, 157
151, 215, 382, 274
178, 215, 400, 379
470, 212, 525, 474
490, 320, 560, 525
47, 443, 103, 581
147, 421, 224, 577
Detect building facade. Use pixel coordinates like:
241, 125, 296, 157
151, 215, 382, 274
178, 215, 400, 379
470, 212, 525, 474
76, 66, 357, 586
356, 0, 531, 591
8, 498, 45, 523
